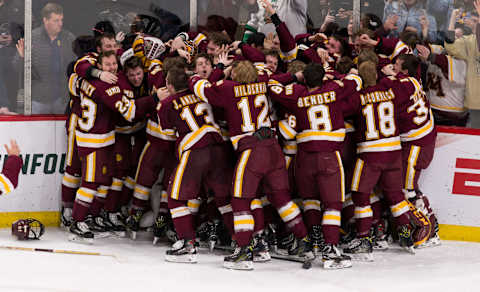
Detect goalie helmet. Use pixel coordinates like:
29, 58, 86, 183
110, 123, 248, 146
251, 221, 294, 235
132, 34, 166, 61
12, 218, 45, 240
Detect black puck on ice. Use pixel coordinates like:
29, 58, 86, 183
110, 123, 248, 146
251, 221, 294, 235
302, 260, 312, 269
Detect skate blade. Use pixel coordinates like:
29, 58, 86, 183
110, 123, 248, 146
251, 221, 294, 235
165, 254, 198, 263
223, 260, 254, 270
153, 236, 160, 245
373, 241, 389, 251
92, 231, 112, 239
253, 251, 271, 262
68, 234, 94, 245
209, 241, 216, 253
346, 252, 374, 262
402, 246, 416, 254
416, 237, 441, 249
323, 258, 353, 269
112, 231, 126, 238
129, 231, 137, 240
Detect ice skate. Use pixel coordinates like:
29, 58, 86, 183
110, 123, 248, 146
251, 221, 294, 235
153, 213, 170, 245
264, 223, 278, 253
102, 211, 126, 237
68, 220, 94, 244
84, 215, 111, 238
372, 221, 389, 251
343, 237, 374, 262
252, 233, 271, 262
309, 225, 324, 255
397, 224, 415, 254
207, 220, 220, 252
126, 209, 144, 240
60, 206, 73, 229
165, 239, 198, 263
321, 244, 352, 269
223, 245, 254, 270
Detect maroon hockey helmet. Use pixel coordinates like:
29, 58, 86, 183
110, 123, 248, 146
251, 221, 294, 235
12, 218, 45, 240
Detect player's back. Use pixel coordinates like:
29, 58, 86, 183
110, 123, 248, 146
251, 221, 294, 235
215, 79, 272, 150
159, 90, 223, 158
387, 74, 436, 146
347, 82, 402, 160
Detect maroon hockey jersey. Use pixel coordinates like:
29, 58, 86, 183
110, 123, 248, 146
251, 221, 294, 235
68, 73, 155, 156
268, 76, 361, 152
343, 79, 403, 162
157, 90, 223, 158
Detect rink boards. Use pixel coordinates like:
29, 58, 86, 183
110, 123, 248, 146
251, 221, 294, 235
0, 116, 478, 242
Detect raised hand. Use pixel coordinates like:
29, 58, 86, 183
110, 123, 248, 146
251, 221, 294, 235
5, 140, 20, 156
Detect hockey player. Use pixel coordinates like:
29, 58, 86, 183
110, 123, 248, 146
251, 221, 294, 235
157, 68, 233, 263
388, 54, 440, 247
61, 32, 119, 228
68, 51, 156, 243
342, 61, 415, 260
268, 63, 360, 269
191, 60, 314, 270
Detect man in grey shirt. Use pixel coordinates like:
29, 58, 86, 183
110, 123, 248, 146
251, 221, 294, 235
246, 0, 308, 39
14, 2, 75, 114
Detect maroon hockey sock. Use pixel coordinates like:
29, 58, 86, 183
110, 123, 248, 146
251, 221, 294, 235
215, 197, 234, 236
104, 190, 120, 212
251, 200, 265, 235
118, 187, 133, 209
371, 200, 383, 226
232, 198, 254, 247
72, 201, 90, 222
303, 209, 322, 230
90, 197, 105, 217
168, 199, 195, 240
61, 185, 76, 208
267, 192, 307, 239
342, 204, 354, 226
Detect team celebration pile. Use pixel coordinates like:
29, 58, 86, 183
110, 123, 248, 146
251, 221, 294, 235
52, 0, 478, 271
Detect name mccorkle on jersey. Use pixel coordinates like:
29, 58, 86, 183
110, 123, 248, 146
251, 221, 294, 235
360, 89, 395, 106
234, 82, 267, 97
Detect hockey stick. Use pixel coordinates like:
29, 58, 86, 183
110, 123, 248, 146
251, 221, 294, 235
0, 245, 120, 261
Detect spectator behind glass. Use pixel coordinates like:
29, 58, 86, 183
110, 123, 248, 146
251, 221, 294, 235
384, 0, 438, 42
0, 0, 23, 114
13, 2, 75, 114
444, 3, 480, 128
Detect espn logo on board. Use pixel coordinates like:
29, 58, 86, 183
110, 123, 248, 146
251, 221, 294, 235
452, 158, 480, 196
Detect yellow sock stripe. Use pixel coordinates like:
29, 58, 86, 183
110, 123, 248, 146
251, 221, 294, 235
390, 200, 409, 217
76, 188, 95, 203
278, 202, 301, 222
234, 214, 254, 232
250, 199, 263, 210
322, 210, 341, 226
354, 206, 373, 219
303, 200, 321, 211
170, 206, 191, 219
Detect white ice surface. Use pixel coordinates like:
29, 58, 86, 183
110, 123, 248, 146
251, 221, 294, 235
0, 228, 478, 292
